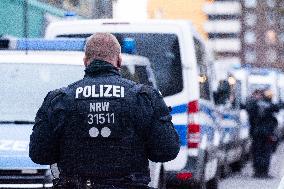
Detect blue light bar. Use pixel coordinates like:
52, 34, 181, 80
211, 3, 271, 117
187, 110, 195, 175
122, 38, 136, 54
64, 11, 77, 17
8, 38, 86, 51
249, 68, 270, 76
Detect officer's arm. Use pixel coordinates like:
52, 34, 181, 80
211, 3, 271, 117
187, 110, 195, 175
29, 90, 65, 165
271, 103, 280, 113
139, 87, 180, 162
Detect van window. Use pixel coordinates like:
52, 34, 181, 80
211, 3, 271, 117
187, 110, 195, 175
248, 83, 271, 95
121, 65, 154, 87
0, 63, 156, 121
57, 33, 183, 97
194, 38, 211, 100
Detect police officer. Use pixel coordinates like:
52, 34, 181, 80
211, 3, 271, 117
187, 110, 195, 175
247, 89, 279, 178
29, 33, 180, 188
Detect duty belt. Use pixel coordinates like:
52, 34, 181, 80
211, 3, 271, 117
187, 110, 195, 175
52, 177, 152, 189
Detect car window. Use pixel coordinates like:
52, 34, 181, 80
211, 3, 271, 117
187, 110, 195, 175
194, 38, 211, 100
0, 63, 84, 121
121, 65, 155, 87
0, 62, 156, 120
57, 33, 183, 97
248, 83, 271, 95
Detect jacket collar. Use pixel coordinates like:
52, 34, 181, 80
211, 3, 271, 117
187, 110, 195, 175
84, 59, 120, 77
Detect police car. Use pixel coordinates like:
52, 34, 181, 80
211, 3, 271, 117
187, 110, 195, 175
45, 19, 221, 189
0, 38, 162, 188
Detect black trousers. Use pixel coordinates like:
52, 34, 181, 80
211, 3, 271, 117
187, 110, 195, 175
251, 138, 273, 176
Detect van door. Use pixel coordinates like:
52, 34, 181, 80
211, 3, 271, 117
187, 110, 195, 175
193, 38, 219, 183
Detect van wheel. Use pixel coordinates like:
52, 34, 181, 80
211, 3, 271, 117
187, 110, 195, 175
196, 165, 207, 189
206, 162, 220, 189
158, 165, 166, 189
206, 177, 219, 189
221, 163, 231, 178
230, 160, 243, 173
194, 182, 206, 189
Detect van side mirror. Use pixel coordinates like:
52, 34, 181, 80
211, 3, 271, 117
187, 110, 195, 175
213, 91, 220, 105
214, 80, 230, 105
213, 90, 228, 105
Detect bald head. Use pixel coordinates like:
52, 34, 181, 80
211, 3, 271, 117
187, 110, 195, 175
84, 33, 122, 68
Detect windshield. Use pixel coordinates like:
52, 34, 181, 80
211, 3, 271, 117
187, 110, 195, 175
0, 63, 84, 121
0, 63, 156, 121
57, 33, 183, 97
248, 83, 271, 95
121, 65, 156, 87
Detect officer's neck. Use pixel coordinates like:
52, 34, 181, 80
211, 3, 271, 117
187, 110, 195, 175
84, 59, 120, 77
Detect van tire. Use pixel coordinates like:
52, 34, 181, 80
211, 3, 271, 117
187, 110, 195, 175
206, 176, 219, 189
230, 160, 243, 173
221, 163, 231, 178
194, 182, 206, 189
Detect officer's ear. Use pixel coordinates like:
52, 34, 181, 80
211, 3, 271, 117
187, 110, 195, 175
117, 54, 122, 69
83, 56, 89, 67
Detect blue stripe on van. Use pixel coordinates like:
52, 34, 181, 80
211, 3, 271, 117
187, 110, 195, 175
171, 103, 216, 146
200, 124, 215, 142
174, 125, 187, 146
199, 104, 213, 117
171, 104, 187, 114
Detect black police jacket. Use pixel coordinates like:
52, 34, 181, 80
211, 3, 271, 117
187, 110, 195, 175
29, 60, 180, 185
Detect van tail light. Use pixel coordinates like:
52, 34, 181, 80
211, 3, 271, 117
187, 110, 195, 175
176, 172, 193, 180
187, 100, 201, 148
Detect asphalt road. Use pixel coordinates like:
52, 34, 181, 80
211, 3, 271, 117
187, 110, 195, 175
220, 142, 284, 189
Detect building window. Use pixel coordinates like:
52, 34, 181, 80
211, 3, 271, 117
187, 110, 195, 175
245, 13, 257, 26
65, 0, 80, 7
267, 12, 276, 25
245, 50, 257, 63
280, 17, 284, 26
266, 49, 277, 62
279, 33, 284, 43
244, 31, 256, 44
244, 0, 257, 8
267, 0, 275, 8
266, 30, 277, 45
281, 49, 284, 60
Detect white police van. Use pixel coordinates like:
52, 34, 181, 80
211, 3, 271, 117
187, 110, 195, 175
247, 68, 280, 102
228, 69, 251, 165
0, 38, 161, 188
45, 19, 221, 189
278, 73, 284, 138
213, 76, 247, 177
230, 67, 284, 149
278, 73, 284, 102
246, 68, 284, 139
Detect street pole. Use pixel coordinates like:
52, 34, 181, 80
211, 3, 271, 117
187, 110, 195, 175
23, 0, 28, 53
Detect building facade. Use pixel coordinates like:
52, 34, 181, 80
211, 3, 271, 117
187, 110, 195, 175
240, 0, 284, 70
203, 0, 242, 78
147, 0, 209, 39
39, 0, 113, 18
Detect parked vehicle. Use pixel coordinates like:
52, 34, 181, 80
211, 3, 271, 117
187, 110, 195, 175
229, 69, 251, 160
246, 68, 284, 148
213, 77, 247, 176
45, 19, 221, 189
0, 38, 161, 188
230, 67, 284, 149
